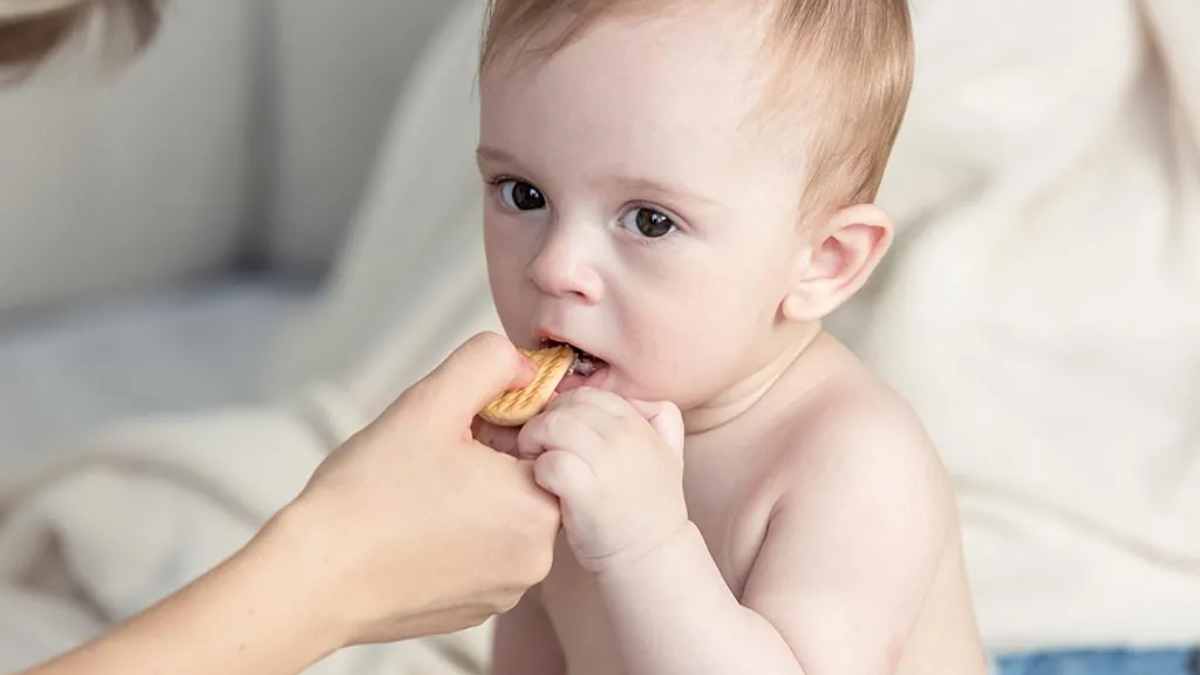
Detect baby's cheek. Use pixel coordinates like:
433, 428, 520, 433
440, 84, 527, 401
486, 254, 530, 312
491, 287, 532, 341
633, 316, 742, 405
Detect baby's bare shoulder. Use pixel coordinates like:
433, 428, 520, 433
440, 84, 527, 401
767, 360, 955, 524
737, 354, 968, 675
801, 369, 933, 460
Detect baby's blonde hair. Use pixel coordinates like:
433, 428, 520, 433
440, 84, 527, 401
481, 0, 914, 218
0, 0, 160, 76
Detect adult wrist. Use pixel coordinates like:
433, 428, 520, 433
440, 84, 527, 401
248, 499, 354, 655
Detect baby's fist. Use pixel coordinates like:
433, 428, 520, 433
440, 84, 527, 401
517, 389, 687, 573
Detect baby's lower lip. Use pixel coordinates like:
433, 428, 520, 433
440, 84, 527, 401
556, 363, 610, 393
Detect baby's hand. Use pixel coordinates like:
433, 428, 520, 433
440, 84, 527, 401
516, 388, 687, 574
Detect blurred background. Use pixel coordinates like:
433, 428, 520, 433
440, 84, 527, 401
0, 0, 457, 468
1, 1, 1197, 673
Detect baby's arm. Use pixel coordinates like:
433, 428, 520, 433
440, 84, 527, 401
596, 416, 949, 675
491, 585, 566, 675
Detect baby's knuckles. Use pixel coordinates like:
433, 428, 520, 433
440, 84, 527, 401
534, 389, 688, 572
539, 408, 573, 441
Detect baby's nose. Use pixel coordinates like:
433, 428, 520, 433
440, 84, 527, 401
527, 226, 603, 304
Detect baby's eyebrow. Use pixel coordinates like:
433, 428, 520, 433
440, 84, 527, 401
476, 145, 517, 167
477, 144, 718, 209
610, 176, 718, 208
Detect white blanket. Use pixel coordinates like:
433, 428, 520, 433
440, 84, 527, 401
838, 0, 1200, 651
0, 390, 492, 673
1, 0, 1197, 671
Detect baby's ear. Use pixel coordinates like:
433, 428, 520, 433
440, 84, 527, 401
782, 204, 894, 322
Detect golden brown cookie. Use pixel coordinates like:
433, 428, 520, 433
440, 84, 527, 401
479, 345, 575, 427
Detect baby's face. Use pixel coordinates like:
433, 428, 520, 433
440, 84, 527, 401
480, 9, 811, 409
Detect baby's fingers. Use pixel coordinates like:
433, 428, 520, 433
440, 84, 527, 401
627, 399, 685, 456
547, 387, 631, 419
533, 450, 596, 503
516, 409, 604, 462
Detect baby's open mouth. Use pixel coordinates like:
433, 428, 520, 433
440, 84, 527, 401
539, 339, 609, 388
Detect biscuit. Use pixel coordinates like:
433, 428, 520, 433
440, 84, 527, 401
479, 345, 575, 427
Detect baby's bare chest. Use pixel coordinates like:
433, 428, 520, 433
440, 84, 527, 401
541, 438, 780, 672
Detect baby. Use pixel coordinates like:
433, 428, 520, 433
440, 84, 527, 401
475, 1, 987, 673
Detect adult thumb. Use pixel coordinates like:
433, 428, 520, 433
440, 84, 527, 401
383, 333, 534, 433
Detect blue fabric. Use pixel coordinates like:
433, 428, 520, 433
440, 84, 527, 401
993, 647, 1200, 675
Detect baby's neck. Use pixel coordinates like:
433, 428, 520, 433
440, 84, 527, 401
681, 323, 826, 435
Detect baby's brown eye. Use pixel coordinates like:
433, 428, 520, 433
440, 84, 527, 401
498, 180, 546, 211
621, 207, 675, 238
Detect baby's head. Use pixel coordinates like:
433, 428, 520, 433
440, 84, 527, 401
478, 0, 913, 412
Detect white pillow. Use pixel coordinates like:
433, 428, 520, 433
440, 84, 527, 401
0, 0, 260, 313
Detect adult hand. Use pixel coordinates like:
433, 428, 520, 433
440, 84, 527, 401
24, 332, 561, 675
281, 331, 562, 645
